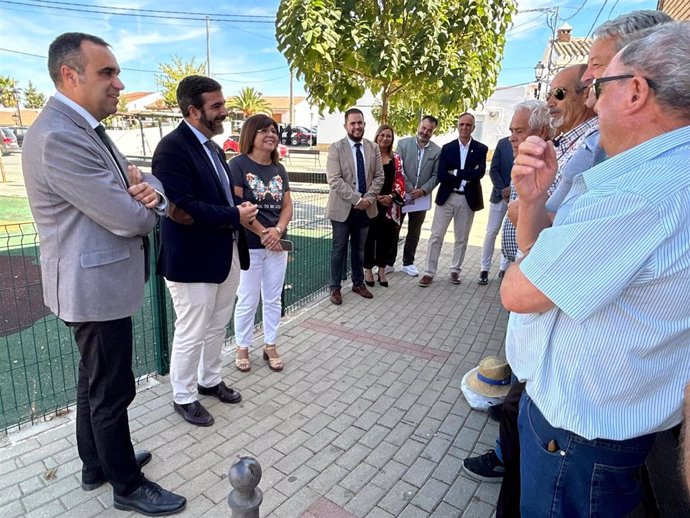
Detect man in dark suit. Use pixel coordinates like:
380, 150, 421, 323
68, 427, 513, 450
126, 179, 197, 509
419, 113, 487, 287
325, 108, 384, 305
22, 32, 185, 515
478, 136, 513, 285
152, 76, 257, 427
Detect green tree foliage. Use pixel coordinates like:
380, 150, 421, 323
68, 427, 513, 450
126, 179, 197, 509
155, 56, 206, 108
228, 87, 273, 119
23, 81, 46, 109
0, 75, 20, 108
276, 0, 516, 133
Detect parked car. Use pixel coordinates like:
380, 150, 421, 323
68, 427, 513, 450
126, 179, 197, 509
1, 127, 20, 156
6, 126, 29, 147
222, 136, 289, 160
282, 125, 316, 146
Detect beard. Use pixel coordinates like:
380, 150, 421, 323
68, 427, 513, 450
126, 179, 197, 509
549, 114, 564, 131
200, 110, 225, 136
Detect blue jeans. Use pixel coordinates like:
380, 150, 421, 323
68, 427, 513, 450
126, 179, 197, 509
330, 208, 369, 289
518, 393, 656, 518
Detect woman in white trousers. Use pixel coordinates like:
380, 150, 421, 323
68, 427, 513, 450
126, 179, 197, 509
230, 114, 293, 372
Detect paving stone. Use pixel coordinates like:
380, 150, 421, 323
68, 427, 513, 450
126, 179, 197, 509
274, 445, 313, 475
393, 438, 427, 467
444, 474, 480, 510
344, 483, 387, 517
430, 501, 463, 518
303, 427, 339, 454
366, 507, 397, 518
411, 477, 450, 512
340, 462, 379, 493
332, 425, 366, 450
402, 456, 437, 488
306, 443, 345, 472
378, 479, 417, 516
334, 443, 372, 471
308, 463, 349, 494
273, 463, 318, 496
371, 459, 408, 491
461, 497, 495, 518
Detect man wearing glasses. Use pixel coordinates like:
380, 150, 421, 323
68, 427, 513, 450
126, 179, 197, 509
503, 21, 690, 517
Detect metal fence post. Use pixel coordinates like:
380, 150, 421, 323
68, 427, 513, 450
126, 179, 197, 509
227, 455, 262, 518
149, 225, 170, 375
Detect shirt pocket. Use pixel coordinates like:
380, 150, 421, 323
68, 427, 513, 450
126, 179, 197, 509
80, 245, 131, 268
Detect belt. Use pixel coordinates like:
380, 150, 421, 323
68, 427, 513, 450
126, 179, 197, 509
452, 190, 465, 195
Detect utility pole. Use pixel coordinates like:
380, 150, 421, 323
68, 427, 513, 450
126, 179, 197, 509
288, 71, 294, 125
206, 16, 211, 77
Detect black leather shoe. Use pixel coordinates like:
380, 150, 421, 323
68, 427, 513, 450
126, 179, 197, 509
82, 450, 153, 491
173, 400, 214, 427
198, 381, 242, 404
114, 477, 186, 516
478, 271, 489, 285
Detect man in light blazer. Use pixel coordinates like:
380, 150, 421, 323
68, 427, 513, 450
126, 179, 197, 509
419, 112, 488, 287
325, 108, 384, 305
392, 115, 441, 276
153, 76, 256, 428
22, 32, 185, 515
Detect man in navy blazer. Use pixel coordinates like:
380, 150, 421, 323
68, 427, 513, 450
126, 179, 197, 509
153, 76, 257, 427
419, 113, 488, 287
478, 136, 513, 285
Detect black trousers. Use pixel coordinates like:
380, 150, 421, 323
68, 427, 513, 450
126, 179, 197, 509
69, 317, 142, 495
388, 210, 428, 267
496, 380, 526, 518
364, 208, 397, 269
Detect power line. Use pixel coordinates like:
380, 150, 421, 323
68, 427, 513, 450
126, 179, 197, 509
584, 0, 609, 38
215, 66, 288, 76
0, 0, 276, 23
561, 0, 590, 21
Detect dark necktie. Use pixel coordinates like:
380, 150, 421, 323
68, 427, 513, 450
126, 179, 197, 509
354, 142, 366, 195
204, 140, 235, 206
95, 124, 128, 187
94, 124, 150, 281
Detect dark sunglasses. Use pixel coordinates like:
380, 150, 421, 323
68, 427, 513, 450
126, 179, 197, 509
545, 87, 568, 101
592, 74, 657, 99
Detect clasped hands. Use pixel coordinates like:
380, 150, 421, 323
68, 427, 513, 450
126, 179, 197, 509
511, 136, 558, 204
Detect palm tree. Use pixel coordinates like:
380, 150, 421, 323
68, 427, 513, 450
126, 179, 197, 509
228, 87, 272, 119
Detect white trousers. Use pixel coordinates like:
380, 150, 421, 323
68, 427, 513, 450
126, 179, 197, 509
166, 244, 240, 405
234, 248, 288, 349
480, 200, 510, 272
424, 193, 475, 277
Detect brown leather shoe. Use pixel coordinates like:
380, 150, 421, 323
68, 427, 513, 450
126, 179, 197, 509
419, 275, 433, 287
330, 288, 342, 305
451, 272, 461, 284
352, 284, 374, 299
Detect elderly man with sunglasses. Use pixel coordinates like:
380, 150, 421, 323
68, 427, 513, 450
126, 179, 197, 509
502, 21, 690, 518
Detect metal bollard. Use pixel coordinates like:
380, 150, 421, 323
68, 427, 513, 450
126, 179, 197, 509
227, 455, 263, 518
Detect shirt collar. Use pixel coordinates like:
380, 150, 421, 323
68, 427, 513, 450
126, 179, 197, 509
347, 137, 363, 149
458, 137, 473, 149
184, 119, 212, 146
556, 117, 599, 151
416, 138, 431, 150
54, 91, 99, 129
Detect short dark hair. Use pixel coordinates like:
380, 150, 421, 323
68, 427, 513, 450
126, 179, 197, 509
239, 114, 280, 165
421, 115, 438, 126
48, 32, 110, 85
344, 108, 364, 122
176, 75, 223, 117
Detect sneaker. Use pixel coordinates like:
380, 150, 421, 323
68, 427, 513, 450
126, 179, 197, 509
384, 265, 396, 274
498, 270, 506, 279
478, 271, 489, 285
401, 264, 419, 277
462, 450, 505, 483
450, 272, 461, 285
418, 275, 433, 287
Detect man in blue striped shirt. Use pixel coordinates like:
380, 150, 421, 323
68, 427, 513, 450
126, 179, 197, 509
503, 21, 690, 518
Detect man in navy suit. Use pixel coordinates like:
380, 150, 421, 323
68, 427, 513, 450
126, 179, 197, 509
419, 113, 487, 287
153, 76, 257, 427
478, 136, 513, 285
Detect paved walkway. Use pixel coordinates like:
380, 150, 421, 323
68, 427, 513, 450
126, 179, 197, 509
1, 149, 510, 516
0, 238, 509, 518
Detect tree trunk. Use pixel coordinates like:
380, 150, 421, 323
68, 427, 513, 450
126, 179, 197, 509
380, 87, 389, 124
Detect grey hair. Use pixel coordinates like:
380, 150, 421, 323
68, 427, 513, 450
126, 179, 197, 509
619, 21, 690, 120
594, 10, 672, 51
513, 99, 550, 133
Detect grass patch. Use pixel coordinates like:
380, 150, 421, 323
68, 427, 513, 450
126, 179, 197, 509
0, 196, 32, 224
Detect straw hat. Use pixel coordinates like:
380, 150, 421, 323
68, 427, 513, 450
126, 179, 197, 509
465, 356, 512, 398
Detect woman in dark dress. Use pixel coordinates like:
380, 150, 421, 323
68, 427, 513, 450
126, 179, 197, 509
364, 124, 405, 287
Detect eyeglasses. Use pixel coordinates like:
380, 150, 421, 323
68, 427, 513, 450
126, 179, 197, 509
592, 74, 657, 99
545, 87, 568, 101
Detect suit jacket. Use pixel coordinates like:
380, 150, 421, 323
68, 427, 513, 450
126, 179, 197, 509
489, 137, 514, 203
395, 137, 441, 195
22, 97, 160, 322
152, 121, 249, 283
325, 137, 385, 221
435, 138, 488, 212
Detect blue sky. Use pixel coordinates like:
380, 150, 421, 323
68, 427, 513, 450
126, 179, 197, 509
0, 0, 658, 103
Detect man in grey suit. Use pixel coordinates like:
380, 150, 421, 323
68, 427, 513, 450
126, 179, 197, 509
392, 115, 441, 276
326, 108, 384, 305
22, 33, 185, 516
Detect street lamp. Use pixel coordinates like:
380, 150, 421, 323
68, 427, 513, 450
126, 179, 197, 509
534, 61, 546, 99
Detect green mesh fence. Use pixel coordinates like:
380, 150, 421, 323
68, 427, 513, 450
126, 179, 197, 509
0, 187, 332, 431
